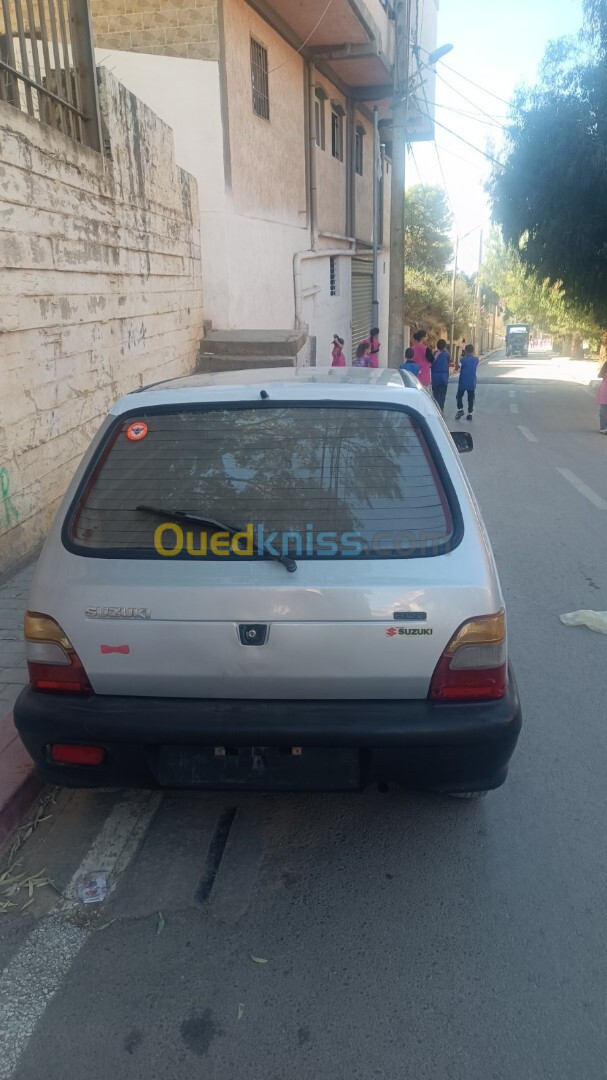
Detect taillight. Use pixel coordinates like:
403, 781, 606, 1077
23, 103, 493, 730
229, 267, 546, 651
429, 611, 507, 702
25, 612, 92, 694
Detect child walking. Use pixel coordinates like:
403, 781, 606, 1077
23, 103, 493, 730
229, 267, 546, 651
597, 360, 607, 432
369, 327, 381, 368
410, 329, 435, 388
352, 340, 372, 367
456, 343, 479, 421
431, 338, 450, 413
331, 335, 346, 366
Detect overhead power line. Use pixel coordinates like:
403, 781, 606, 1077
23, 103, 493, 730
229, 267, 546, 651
439, 60, 514, 108
413, 68, 462, 234
433, 140, 461, 234
408, 143, 423, 184
437, 141, 490, 173
268, 0, 336, 73
427, 100, 509, 131
413, 43, 514, 108
434, 68, 509, 128
428, 113, 508, 171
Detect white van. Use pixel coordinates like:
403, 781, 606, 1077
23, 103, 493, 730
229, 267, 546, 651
14, 368, 521, 796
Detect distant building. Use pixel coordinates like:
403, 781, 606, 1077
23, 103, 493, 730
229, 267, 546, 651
94, 0, 438, 366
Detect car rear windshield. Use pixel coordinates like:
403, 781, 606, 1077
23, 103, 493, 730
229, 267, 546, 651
67, 405, 456, 559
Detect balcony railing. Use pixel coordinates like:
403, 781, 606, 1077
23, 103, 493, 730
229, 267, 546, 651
0, 0, 101, 150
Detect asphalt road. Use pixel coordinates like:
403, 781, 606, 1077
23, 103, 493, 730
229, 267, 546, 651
1, 351, 606, 1080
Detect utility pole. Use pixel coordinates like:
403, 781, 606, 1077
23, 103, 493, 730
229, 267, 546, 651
387, 0, 412, 367
451, 225, 480, 364
371, 107, 380, 331
449, 234, 459, 361
474, 228, 483, 352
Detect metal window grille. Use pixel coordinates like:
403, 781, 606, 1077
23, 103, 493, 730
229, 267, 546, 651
0, 0, 101, 150
250, 37, 269, 121
330, 257, 338, 297
355, 126, 364, 176
331, 109, 343, 161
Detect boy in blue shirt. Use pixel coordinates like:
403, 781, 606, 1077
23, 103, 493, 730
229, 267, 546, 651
456, 343, 479, 421
431, 338, 450, 413
400, 347, 421, 377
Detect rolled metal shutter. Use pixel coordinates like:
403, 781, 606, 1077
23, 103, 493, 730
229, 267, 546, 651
351, 258, 373, 361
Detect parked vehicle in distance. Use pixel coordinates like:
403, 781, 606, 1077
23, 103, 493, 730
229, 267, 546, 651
14, 367, 522, 797
506, 324, 531, 358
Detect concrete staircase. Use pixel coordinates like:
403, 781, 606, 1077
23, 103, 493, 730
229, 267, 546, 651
198, 329, 310, 374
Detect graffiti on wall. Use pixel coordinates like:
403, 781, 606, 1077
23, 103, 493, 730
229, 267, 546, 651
0, 467, 19, 530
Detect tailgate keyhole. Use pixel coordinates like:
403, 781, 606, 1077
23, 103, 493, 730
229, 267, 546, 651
239, 624, 268, 646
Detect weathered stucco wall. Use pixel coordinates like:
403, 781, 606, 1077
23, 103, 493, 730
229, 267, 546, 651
95, 48, 230, 329
223, 0, 307, 228
0, 68, 204, 573
91, 0, 219, 61
314, 72, 347, 239
354, 112, 373, 244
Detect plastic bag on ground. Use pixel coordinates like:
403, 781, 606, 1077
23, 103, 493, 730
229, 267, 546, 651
560, 610, 607, 635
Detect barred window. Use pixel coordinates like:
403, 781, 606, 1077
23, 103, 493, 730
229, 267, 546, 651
250, 38, 269, 120
355, 125, 365, 175
314, 88, 326, 149
330, 257, 339, 297
331, 109, 343, 160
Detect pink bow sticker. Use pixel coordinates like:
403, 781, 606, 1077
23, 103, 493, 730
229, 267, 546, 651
100, 645, 130, 655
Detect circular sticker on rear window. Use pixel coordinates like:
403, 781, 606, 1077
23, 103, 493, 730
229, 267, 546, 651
126, 421, 148, 441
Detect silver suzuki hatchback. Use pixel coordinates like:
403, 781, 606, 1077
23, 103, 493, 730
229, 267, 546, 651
14, 367, 521, 796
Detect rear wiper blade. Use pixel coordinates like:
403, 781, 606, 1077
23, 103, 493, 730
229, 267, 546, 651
136, 505, 297, 573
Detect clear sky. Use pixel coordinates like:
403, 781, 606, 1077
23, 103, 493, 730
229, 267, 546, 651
408, 0, 585, 271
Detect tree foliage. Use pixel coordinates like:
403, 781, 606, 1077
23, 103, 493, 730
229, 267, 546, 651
489, 2, 607, 326
404, 185, 453, 275
403, 183, 473, 339
482, 232, 599, 341
405, 270, 473, 340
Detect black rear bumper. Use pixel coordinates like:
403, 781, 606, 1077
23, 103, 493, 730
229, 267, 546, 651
14, 670, 522, 793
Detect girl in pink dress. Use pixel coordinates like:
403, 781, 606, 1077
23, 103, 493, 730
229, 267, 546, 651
410, 329, 435, 388
369, 327, 381, 368
331, 335, 346, 366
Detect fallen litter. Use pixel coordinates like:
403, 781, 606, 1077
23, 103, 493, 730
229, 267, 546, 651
0, 867, 54, 915
250, 955, 268, 965
76, 872, 108, 904
237, 1004, 245, 1020
5, 788, 58, 869
157, 911, 165, 935
560, 610, 607, 635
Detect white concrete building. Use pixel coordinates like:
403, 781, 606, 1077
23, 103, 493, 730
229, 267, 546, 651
93, 0, 438, 366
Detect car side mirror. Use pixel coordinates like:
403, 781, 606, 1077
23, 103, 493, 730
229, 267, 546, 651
451, 431, 473, 453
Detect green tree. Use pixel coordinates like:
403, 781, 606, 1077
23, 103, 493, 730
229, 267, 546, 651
482, 231, 600, 346
489, 3, 607, 326
405, 269, 474, 340
402, 183, 471, 341
405, 185, 453, 275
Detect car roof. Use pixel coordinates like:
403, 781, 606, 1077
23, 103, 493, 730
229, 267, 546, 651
112, 366, 426, 414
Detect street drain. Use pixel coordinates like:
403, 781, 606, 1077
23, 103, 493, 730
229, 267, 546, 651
196, 806, 237, 903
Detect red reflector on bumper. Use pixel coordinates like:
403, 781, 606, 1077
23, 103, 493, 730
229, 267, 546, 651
50, 744, 105, 766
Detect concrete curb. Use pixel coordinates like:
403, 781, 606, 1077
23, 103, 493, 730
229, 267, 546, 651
0, 712, 42, 849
